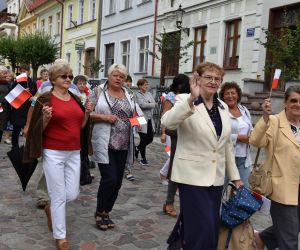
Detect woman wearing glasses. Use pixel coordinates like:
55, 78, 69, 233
162, 62, 242, 249
251, 86, 300, 250
24, 63, 93, 250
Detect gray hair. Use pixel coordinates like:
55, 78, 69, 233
107, 64, 127, 78
284, 85, 300, 101
0, 65, 8, 73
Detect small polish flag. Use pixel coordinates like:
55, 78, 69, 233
0, 106, 3, 113
129, 116, 147, 126
16, 73, 28, 83
271, 69, 281, 90
165, 145, 171, 156
5, 84, 31, 109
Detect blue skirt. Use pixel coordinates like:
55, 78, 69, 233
167, 184, 223, 250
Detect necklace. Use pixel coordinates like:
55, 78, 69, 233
52, 89, 70, 101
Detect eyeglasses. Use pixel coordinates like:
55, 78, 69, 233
201, 75, 222, 84
58, 74, 74, 80
287, 98, 300, 104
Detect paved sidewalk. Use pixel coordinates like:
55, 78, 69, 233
0, 139, 273, 250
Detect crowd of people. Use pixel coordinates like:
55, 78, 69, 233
1, 60, 300, 250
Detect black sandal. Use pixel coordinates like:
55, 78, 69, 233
94, 212, 108, 231
103, 213, 115, 229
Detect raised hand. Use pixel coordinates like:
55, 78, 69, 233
85, 101, 94, 114
261, 98, 272, 123
42, 106, 52, 120
188, 72, 202, 106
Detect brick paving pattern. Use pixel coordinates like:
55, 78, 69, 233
0, 139, 277, 250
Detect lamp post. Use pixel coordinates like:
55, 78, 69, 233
175, 4, 190, 36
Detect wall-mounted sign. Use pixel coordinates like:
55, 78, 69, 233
246, 28, 255, 37
75, 42, 85, 51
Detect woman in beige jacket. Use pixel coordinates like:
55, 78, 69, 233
250, 85, 300, 250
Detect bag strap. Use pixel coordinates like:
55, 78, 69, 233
253, 148, 261, 167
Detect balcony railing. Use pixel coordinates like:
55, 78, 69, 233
0, 13, 17, 25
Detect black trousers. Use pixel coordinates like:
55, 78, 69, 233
168, 184, 223, 250
260, 189, 300, 250
96, 149, 128, 213
138, 120, 153, 160
12, 125, 23, 148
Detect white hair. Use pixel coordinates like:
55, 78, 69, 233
54, 58, 69, 65
0, 65, 8, 73
107, 64, 127, 78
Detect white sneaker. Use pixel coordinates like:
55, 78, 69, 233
4, 139, 11, 144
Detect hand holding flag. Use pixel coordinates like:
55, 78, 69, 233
16, 73, 28, 83
5, 84, 31, 109
271, 69, 281, 90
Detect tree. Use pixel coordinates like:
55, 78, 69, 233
83, 58, 104, 81
259, 12, 300, 86
149, 28, 194, 85
0, 35, 19, 72
16, 31, 59, 81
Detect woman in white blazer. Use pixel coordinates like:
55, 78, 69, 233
161, 62, 242, 250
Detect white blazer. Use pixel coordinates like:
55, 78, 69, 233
161, 94, 240, 186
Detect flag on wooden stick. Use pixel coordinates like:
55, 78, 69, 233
5, 84, 31, 109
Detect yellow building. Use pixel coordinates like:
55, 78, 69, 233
63, 0, 101, 77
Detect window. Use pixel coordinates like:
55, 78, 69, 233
48, 16, 53, 36
138, 37, 149, 73
193, 26, 207, 68
32, 22, 37, 32
41, 19, 45, 32
109, 0, 116, 14
105, 43, 115, 76
124, 0, 131, 9
224, 19, 241, 69
78, 0, 84, 24
56, 12, 61, 35
89, 0, 96, 20
121, 41, 130, 69
77, 50, 82, 75
67, 4, 73, 28
66, 53, 71, 64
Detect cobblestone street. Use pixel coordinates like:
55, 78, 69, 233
0, 139, 273, 250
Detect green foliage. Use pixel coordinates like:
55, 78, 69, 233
149, 28, 194, 66
83, 58, 104, 79
16, 31, 59, 81
0, 35, 18, 71
259, 13, 300, 83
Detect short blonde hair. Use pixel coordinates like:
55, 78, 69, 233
48, 63, 72, 81
195, 62, 225, 78
107, 64, 127, 78
0, 66, 8, 80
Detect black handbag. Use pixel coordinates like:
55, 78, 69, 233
80, 155, 92, 186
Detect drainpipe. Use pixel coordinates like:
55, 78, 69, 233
151, 0, 158, 78
96, 0, 103, 61
55, 0, 64, 59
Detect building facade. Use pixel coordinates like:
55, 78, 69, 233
99, 0, 155, 84
63, 0, 99, 77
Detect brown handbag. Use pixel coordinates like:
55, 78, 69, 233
248, 116, 279, 196
248, 148, 273, 196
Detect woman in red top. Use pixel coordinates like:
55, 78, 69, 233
31, 63, 92, 250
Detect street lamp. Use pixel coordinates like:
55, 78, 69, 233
175, 4, 190, 36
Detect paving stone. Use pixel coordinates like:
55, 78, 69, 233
0, 139, 282, 249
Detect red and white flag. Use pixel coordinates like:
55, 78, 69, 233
5, 84, 31, 109
129, 116, 147, 126
160, 93, 167, 103
165, 145, 171, 156
16, 73, 28, 83
271, 69, 281, 90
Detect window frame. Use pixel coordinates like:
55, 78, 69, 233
77, 50, 82, 75
89, 0, 96, 21
78, 0, 84, 25
108, 0, 116, 15
67, 4, 73, 28
121, 40, 130, 69
138, 36, 149, 73
56, 12, 61, 35
41, 19, 45, 32
104, 43, 115, 77
193, 26, 207, 69
223, 19, 241, 69
48, 16, 53, 36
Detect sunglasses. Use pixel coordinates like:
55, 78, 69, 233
58, 74, 74, 80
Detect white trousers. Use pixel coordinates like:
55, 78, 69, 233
42, 149, 80, 239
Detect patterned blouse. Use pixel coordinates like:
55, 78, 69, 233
108, 95, 132, 150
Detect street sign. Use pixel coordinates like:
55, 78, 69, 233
75, 42, 85, 50
246, 28, 255, 37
